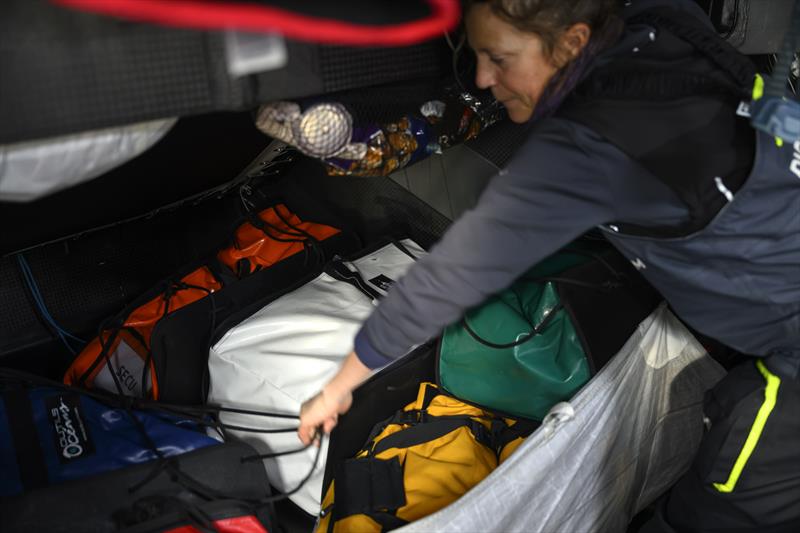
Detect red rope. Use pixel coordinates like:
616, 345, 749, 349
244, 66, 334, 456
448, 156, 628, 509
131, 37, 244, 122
52, 0, 460, 47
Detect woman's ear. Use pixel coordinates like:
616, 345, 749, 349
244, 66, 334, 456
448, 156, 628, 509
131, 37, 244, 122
556, 22, 591, 66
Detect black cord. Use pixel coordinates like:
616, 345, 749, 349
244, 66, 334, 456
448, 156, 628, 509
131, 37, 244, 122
211, 423, 298, 435
77, 317, 122, 386
462, 302, 564, 349
391, 239, 419, 260
241, 444, 311, 463
259, 441, 324, 504
1, 364, 322, 510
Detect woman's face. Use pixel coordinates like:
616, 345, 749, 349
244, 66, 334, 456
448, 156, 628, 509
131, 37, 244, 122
465, 3, 559, 123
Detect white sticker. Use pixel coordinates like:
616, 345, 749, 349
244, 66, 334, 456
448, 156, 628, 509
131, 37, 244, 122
225, 31, 288, 78
93, 339, 150, 397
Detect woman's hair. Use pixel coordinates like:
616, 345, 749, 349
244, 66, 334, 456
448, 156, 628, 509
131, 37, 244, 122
465, 0, 624, 120
467, 0, 623, 67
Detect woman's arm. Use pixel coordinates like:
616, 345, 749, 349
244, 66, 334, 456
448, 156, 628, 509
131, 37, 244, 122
297, 351, 369, 445
298, 119, 622, 440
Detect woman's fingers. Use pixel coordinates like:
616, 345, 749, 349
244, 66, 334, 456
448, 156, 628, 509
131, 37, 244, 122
297, 421, 316, 446
323, 415, 338, 435
298, 378, 357, 445
298, 391, 340, 445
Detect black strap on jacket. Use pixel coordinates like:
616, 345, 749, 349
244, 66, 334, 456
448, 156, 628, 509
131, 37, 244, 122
559, 5, 757, 238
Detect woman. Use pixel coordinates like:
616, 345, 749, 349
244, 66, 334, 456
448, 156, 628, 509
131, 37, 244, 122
297, 0, 800, 531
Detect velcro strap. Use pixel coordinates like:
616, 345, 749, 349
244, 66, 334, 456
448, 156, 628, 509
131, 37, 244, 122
334, 456, 406, 519
493, 419, 540, 452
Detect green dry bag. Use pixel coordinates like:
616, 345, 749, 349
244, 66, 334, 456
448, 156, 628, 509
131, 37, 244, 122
437, 253, 592, 421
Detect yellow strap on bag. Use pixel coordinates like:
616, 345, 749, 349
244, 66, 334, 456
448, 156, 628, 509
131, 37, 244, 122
316, 383, 535, 533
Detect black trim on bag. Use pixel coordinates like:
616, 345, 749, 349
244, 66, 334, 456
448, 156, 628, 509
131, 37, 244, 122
391, 239, 419, 260
209, 269, 323, 346
207, 232, 382, 346
325, 260, 384, 302
337, 235, 422, 263
323, 237, 422, 302
244, 208, 308, 244
556, 283, 597, 374
367, 512, 409, 531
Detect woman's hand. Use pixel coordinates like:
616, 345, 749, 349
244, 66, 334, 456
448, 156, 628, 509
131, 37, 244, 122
297, 351, 371, 445
298, 384, 353, 445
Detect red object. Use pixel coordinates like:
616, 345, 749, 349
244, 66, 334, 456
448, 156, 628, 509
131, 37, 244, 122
52, 0, 461, 46
165, 515, 269, 533
64, 266, 223, 399
64, 203, 341, 397
217, 204, 340, 277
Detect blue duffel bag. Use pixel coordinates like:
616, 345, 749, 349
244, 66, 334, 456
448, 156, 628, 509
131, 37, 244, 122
0, 383, 218, 497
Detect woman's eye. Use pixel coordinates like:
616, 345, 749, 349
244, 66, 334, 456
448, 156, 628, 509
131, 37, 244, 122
489, 56, 505, 66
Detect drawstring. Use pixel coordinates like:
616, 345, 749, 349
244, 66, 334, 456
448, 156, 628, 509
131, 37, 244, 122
77, 316, 123, 386
462, 302, 564, 349
0, 368, 319, 509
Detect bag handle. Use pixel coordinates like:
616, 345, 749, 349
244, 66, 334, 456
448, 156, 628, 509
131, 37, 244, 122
461, 302, 564, 349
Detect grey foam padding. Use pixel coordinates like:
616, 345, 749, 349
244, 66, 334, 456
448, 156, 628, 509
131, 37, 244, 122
287, 157, 452, 250
390, 144, 499, 221
0, 0, 450, 143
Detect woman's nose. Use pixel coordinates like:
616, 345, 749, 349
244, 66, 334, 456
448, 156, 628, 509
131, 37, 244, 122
475, 58, 495, 90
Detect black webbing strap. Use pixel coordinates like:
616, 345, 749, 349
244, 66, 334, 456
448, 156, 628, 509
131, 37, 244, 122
629, 8, 755, 92
206, 257, 237, 287
2, 389, 48, 492
371, 416, 493, 456
420, 384, 440, 410
334, 456, 407, 522
369, 512, 409, 531
244, 209, 307, 244
272, 205, 322, 246
372, 386, 498, 453
391, 239, 419, 261
560, 6, 757, 239
577, 8, 754, 103
77, 320, 122, 387
325, 260, 383, 301
493, 419, 540, 454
